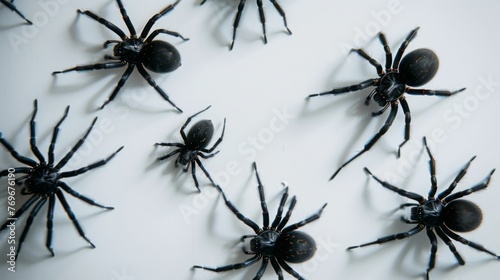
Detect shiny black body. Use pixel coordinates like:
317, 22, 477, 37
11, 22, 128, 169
52, 0, 188, 112
194, 163, 327, 279
1, 0, 32, 24
155, 106, 225, 191
200, 0, 292, 50
0, 100, 123, 259
348, 137, 499, 280
308, 27, 465, 180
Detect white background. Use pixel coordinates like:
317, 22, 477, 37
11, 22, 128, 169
1, 0, 500, 279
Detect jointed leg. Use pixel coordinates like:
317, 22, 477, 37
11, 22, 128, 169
443, 169, 495, 203
46, 195, 56, 256
16, 198, 47, 259
0, 137, 37, 167
0, 167, 31, 177
271, 186, 289, 229
422, 137, 438, 198
60, 146, 123, 178
397, 97, 411, 157
282, 203, 327, 233
441, 226, 500, 259
270, 258, 284, 280
308, 78, 377, 98
140, 0, 181, 39
253, 257, 269, 280
29, 100, 46, 163
58, 182, 114, 210
437, 156, 476, 200
77, 9, 126, 39
276, 195, 297, 231
136, 64, 183, 113
257, 0, 267, 44
191, 162, 201, 192
364, 167, 425, 203
48, 105, 70, 165
276, 258, 305, 280
52, 61, 126, 75
425, 229, 438, 280
55, 117, 98, 169
116, 0, 136, 36
270, 0, 292, 34
392, 27, 419, 69
435, 227, 465, 265
230, 0, 247, 50
145, 29, 189, 43
378, 32, 392, 70
100, 65, 135, 109
0, 195, 39, 231
157, 148, 181, 161
218, 185, 260, 233
329, 102, 398, 180
193, 254, 261, 272
351, 48, 383, 76
405, 87, 465, 96
347, 224, 424, 250
195, 158, 217, 188
1, 0, 32, 24
253, 162, 269, 228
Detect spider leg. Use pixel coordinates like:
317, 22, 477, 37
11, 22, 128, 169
405, 87, 465, 96
230, 0, 247, 50
201, 118, 226, 153
257, 0, 268, 44
156, 142, 184, 148
364, 167, 425, 202
115, 0, 136, 36
29, 100, 46, 163
271, 186, 289, 229
55, 189, 95, 248
0, 167, 31, 177
365, 89, 378, 105
252, 162, 269, 228
269, 0, 292, 34
55, 117, 98, 170
397, 97, 411, 157
435, 227, 465, 265
276, 258, 305, 280
193, 254, 261, 272
421, 137, 439, 198
425, 229, 438, 280
198, 151, 219, 159
76, 9, 127, 39
145, 29, 189, 43
308, 78, 377, 98
276, 195, 297, 231
46, 195, 56, 256
0, 135, 38, 167
392, 27, 419, 69
195, 158, 216, 188
347, 224, 424, 250
48, 105, 70, 165
51, 61, 126, 75
1, 0, 32, 24
59, 147, 123, 178
441, 226, 500, 259
282, 203, 327, 233
378, 32, 392, 70
58, 181, 114, 209
217, 185, 261, 233
270, 258, 285, 280
180, 106, 212, 141
135, 64, 183, 113
253, 257, 269, 280
443, 169, 495, 203
351, 48, 383, 76
140, 0, 180, 39
157, 148, 181, 161
100, 64, 135, 109
0, 195, 39, 231
15, 198, 47, 259
437, 156, 475, 200
329, 103, 398, 180
191, 160, 201, 192
371, 103, 389, 116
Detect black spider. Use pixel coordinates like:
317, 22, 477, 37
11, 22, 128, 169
348, 137, 499, 280
200, 0, 292, 50
1, 0, 32, 24
52, 0, 188, 112
155, 106, 225, 192
194, 162, 327, 279
0, 100, 123, 259
307, 27, 465, 180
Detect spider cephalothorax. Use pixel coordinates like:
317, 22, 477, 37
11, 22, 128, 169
194, 163, 327, 279
308, 27, 465, 180
348, 137, 499, 280
0, 100, 123, 258
1, 0, 32, 24
52, 0, 188, 112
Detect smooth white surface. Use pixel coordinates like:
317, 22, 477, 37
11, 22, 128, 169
1, 0, 500, 279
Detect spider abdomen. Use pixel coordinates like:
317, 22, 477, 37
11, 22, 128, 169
142, 40, 181, 73
443, 200, 483, 232
186, 120, 214, 150
276, 231, 317, 263
398, 48, 439, 87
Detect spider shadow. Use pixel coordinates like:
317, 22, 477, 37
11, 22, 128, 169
194, 0, 238, 49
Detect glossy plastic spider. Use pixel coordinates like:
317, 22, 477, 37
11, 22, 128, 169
52, 0, 188, 112
194, 162, 327, 279
348, 137, 499, 280
0, 100, 123, 258
155, 106, 225, 191
200, 0, 292, 50
308, 27, 465, 180
1, 0, 32, 24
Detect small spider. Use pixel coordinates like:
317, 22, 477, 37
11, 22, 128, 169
0, 100, 123, 258
194, 162, 327, 279
307, 27, 465, 180
155, 105, 225, 192
1, 0, 32, 25
348, 137, 499, 280
52, 0, 188, 112
200, 0, 292, 50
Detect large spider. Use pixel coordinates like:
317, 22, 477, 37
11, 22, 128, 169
308, 27, 465, 180
0, 100, 123, 258
155, 106, 225, 192
194, 162, 327, 279
52, 0, 188, 112
348, 137, 499, 280
200, 0, 292, 50
1, 0, 32, 24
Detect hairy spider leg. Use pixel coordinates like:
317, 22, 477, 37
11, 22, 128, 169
329, 103, 399, 180
393, 26, 419, 69
140, 0, 180, 39
1, 0, 32, 24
